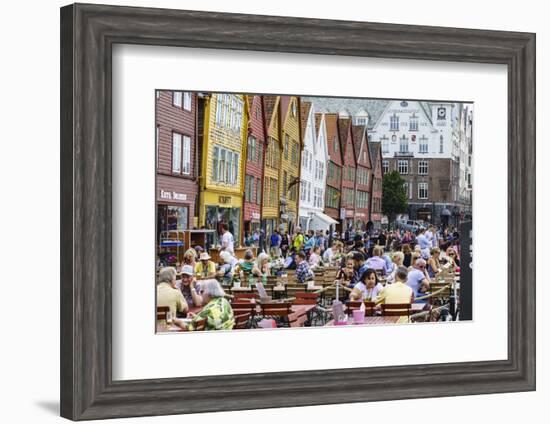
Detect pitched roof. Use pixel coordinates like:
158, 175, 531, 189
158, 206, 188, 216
263, 95, 278, 127
352, 124, 366, 158
303, 97, 435, 129
314, 113, 322, 135
279, 96, 291, 124
369, 141, 381, 166
304, 96, 388, 129
300, 101, 312, 136
338, 118, 351, 153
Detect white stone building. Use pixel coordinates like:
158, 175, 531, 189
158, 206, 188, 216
298, 102, 334, 231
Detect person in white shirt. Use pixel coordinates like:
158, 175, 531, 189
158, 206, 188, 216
220, 222, 234, 254
350, 268, 384, 302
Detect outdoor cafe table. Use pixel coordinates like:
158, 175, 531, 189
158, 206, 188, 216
325, 316, 400, 326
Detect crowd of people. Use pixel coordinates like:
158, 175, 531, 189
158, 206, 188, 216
157, 222, 462, 331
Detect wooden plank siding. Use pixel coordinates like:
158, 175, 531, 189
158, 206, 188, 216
155, 90, 199, 223
262, 96, 281, 223
278, 96, 302, 232
323, 114, 343, 222
243, 95, 266, 228
339, 117, 357, 228
352, 124, 373, 229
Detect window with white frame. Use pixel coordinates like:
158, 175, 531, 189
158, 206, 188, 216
172, 133, 182, 173
211, 146, 239, 184
247, 136, 257, 163
419, 136, 428, 153
183, 92, 192, 111
355, 116, 367, 125
409, 115, 419, 131
398, 160, 408, 174
418, 182, 428, 199
172, 91, 182, 107
382, 138, 389, 154
390, 114, 399, 131
214, 94, 243, 133
300, 181, 306, 201
399, 135, 409, 153
156, 125, 159, 169
418, 160, 428, 175
382, 160, 389, 174
182, 135, 191, 174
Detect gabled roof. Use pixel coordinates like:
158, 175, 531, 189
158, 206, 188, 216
263, 95, 278, 128
314, 113, 322, 135
338, 118, 355, 165
279, 96, 291, 125
352, 124, 365, 157
369, 141, 381, 168
324, 113, 343, 165
300, 101, 312, 137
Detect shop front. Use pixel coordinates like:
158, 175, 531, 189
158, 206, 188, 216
262, 217, 278, 238
201, 191, 242, 247
355, 212, 367, 231
244, 211, 261, 236
156, 184, 196, 266
344, 209, 355, 232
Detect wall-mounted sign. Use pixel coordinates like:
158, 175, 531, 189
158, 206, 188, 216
159, 189, 187, 202
219, 196, 232, 204
251, 212, 261, 220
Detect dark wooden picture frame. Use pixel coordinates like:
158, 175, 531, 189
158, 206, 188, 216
60, 3, 536, 421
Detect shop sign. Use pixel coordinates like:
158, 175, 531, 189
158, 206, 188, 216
160, 189, 187, 202
345, 210, 354, 218
219, 196, 232, 205
340, 208, 346, 219
251, 212, 261, 220
381, 216, 389, 224
356, 212, 366, 218
280, 213, 289, 220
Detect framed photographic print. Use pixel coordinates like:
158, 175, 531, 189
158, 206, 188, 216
60, 3, 535, 421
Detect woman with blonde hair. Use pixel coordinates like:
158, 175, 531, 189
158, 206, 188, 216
183, 248, 198, 268
253, 252, 270, 278
386, 251, 405, 284
427, 247, 442, 278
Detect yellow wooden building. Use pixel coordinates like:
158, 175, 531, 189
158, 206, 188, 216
198, 93, 248, 245
261, 96, 282, 237
278, 96, 302, 233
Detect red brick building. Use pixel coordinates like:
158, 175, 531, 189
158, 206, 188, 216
369, 141, 383, 228
155, 90, 199, 242
243, 95, 267, 236
323, 114, 344, 229
338, 117, 357, 231
352, 125, 372, 231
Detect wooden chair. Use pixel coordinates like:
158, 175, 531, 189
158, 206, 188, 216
193, 317, 207, 331
260, 302, 293, 327
293, 292, 326, 325
156, 306, 169, 321
230, 301, 257, 316
233, 292, 258, 301
233, 313, 251, 330
293, 292, 319, 305
381, 303, 411, 317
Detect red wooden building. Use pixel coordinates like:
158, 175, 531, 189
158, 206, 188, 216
368, 141, 383, 228
338, 117, 357, 232
322, 114, 344, 230
243, 95, 267, 237
155, 90, 199, 243
352, 125, 373, 231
